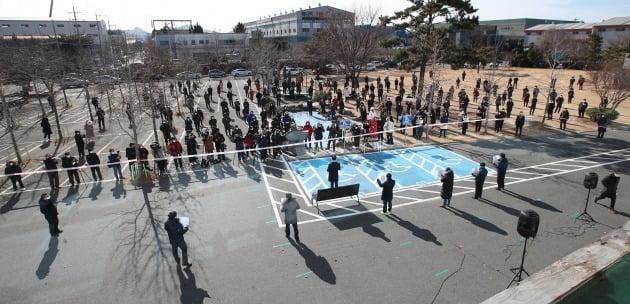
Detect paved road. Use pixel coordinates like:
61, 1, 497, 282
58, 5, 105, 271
0, 85, 628, 303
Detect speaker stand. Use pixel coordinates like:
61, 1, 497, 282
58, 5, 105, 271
508, 237, 530, 288
577, 188, 594, 222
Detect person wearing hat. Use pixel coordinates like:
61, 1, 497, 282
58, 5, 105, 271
472, 162, 488, 199
595, 170, 621, 213
377, 173, 396, 214
280, 193, 301, 242
164, 211, 191, 267
85, 149, 103, 181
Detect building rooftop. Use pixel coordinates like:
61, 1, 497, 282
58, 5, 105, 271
596, 16, 630, 26
525, 22, 598, 31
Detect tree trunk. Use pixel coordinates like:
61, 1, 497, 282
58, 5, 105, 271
62, 87, 70, 108
33, 80, 47, 118
416, 56, 428, 109
84, 84, 94, 122
1, 84, 22, 164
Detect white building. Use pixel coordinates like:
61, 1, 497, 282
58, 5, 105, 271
524, 16, 630, 49
153, 30, 249, 62
0, 19, 109, 45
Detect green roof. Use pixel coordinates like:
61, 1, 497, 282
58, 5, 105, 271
479, 18, 576, 25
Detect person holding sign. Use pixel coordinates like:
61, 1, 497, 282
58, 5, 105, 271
494, 153, 509, 191
164, 211, 192, 268
472, 163, 488, 199
377, 173, 396, 214
440, 168, 454, 207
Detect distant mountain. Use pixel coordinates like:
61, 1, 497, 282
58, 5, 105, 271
125, 27, 150, 40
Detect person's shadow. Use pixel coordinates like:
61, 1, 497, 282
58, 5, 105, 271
290, 239, 336, 284
89, 181, 103, 201
503, 190, 562, 213
176, 266, 211, 304
387, 213, 442, 246
36, 237, 59, 279
110, 180, 126, 199
0, 191, 22, 214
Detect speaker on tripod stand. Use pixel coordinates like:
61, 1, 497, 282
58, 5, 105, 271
578, 172, 598, 221
508, 209, 539, 288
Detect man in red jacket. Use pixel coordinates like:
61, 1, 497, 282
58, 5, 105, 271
167, 137, 183, 169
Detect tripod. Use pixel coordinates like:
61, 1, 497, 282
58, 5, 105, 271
577, 188, 594, 221
508, 237, 530, 288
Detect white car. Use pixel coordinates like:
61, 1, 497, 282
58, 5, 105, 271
231, 68, 253, 77
176, 71, 202, 80
324, 64, 339, 72
365, 63, 377, 71
93, 75, 121, 84
369, 60, 385, 68
287, 67, 304, 75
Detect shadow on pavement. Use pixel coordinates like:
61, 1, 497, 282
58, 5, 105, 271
479, 197, 521, 217
36, 236, 59, 279
326, 211, 390, 243
110, 180, 127, 199
290, 239, 336, 285
0, 191, 22, 214
446, 206, 508, 235
176, 266, 211, 304
386, 213, 442, 246
502, 189, 562, 213
88, 181, 103, 201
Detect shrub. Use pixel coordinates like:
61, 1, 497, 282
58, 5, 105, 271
585, 107, 619, 121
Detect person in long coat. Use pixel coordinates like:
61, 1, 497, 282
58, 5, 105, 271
472, 163, 488, 199
84, 120, 95, 139
41, 117, 53, 141
377, 173, 396, 214
440, 168, 454, 207
281, 193, 301, 242
327, 155, 341, 188
39, 193, 62, 236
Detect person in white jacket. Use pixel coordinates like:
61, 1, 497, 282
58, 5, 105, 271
281, 193, 301, 242
384, 118, 395, 144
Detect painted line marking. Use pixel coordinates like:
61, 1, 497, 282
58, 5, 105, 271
410, 189, 441, 194
570, 160, 598, 164
264, 174, 292, 182
263, 163, 290, 171
570, 211, 581, 219
282, 155, 313, 207
256, 204, 268, 208
273, 242, 291, 248
548, 163, 588, 168
296, 271, 313, 278
399, 241, 411, 247
452, 185, 475, 190
514, 237, 525, 245
434, 269, 449, 277
265, 220, 276, 224
259, 161, 283, 227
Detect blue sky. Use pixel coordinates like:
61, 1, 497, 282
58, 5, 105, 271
0, 0, 627, 32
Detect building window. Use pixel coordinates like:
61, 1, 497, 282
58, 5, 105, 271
599, 28, 606, 32
317, 28, 321, 32
199, 40, 204, 44
1, 24, 9, 28
191, 40, 196, 45
616, 28, 625, 31
159, 41, 169, 46
293, 28, 296, 33
302, 28, 310, 32
205, 39, 209, 44
56, 24, 64, 27
90, 24, 97, 28
573, 32, 579, 35
526, 32, 531, 35
21, 24, 29, 27
39, 24, 48, 27
73, 24, 81, 27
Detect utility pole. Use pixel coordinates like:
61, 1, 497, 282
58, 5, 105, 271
68, 5, 83, 36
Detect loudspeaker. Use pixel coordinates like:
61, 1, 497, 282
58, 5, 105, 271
517, 210, 540, 239
583, 172, 598, 189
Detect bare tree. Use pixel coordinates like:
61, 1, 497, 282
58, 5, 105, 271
306, 6, 386, 81
0, 77, 22, 164
590, 62, 630, 111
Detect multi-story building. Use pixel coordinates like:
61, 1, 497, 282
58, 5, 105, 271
0, 19, 109, 45
153, 27, 248, 63
243, 4, 354, 43
524, 16, 630, 49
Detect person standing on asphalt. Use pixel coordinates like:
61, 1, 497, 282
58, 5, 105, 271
164, 211, 192, 267
41, 117, 53, 141
440, 168, 454, 207
377, 173, 396, 214
4, 161, 25, 191
96, 107, 106, 130
281, 193, 300, 243
578, 99, 588, 118
495, 153, 508, 191
85, 149, 103, 181
594, 170, 621, 213
597, 114, 609, 139
61, 152, 80, 186
168, 138, 184, 170
39, 193, 62, 236
515, 111, 525, 137
74, 131, 86, 158
559, 108, 570, 130
472, 163, 488, 199
327, 155, 341, 188
107, 149, 123, 180
44, 154, 60, 188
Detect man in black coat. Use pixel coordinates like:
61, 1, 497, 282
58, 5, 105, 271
4, 161, 24, 190
74, 131, 86, 158
61, 152, 80, 186
85, 149, 103, 181
472, 163, 488, 199
44, 154, 60, 189
495, 153, 508, 191
594, 170, 621, 212
440, 168, 454, 207
377, 173, 396, 214
164, 211, 191, 267
39, 193, 62, 235
515, 111, 525, 137
327, 155, 341, 188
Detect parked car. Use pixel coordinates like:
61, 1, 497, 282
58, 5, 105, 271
60, 77, 87, 89
315, 66, 335, 75
324, 64, 339, 72
93, 75, 121, 84
369, 60, 385, 68
208, 69, 226, 78
287, 67, 304, 75
365, 63, 377, 71
176, 71, 202, 80
231, 68, 252, 77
